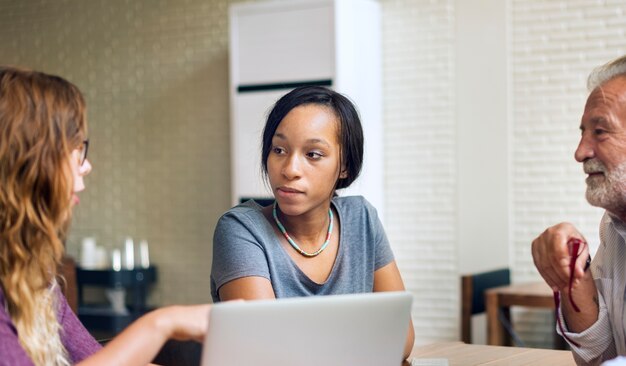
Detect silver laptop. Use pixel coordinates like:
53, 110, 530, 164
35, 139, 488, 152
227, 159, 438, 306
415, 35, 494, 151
201, 291, 413, 366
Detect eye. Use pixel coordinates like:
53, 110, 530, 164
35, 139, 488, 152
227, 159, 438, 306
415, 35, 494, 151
271, 146, 286, 155
306, 151, 324, 160
593, 128, 607, 136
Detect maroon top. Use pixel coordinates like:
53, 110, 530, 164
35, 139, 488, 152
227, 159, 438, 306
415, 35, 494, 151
0, 287, 101, 365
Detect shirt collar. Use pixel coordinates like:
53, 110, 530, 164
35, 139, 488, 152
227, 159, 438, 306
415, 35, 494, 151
607, 211, 626, 238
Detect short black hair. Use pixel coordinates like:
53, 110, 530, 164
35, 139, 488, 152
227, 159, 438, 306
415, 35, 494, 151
261, 85, 364, 190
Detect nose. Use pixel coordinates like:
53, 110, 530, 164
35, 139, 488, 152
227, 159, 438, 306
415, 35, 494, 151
574, 132, 595, 163
80, 158, 92, 176
281, 154, 301, 180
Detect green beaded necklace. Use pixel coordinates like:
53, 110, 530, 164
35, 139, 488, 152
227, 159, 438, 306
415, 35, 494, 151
272, 202, 333, 257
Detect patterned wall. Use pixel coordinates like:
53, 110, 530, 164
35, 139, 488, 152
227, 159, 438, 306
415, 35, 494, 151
0, 0, 234, 305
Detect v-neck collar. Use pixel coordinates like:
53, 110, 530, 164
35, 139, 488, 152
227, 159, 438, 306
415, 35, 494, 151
253, 199, 344, 287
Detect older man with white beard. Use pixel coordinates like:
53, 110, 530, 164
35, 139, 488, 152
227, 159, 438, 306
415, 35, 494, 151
532, 56, 626, 366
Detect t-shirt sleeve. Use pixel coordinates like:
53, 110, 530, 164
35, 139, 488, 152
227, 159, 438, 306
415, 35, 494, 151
362, 198, 395, 270
211, 209, 271, 301
57, 292, 102, 363
0, 303, 34, 366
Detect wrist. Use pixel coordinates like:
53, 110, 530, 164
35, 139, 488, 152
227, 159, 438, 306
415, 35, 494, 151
151, 307, 176, 340
560, 276, 599, 333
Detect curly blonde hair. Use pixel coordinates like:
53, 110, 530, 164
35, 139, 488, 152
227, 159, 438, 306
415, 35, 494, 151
0, 66, 87, 365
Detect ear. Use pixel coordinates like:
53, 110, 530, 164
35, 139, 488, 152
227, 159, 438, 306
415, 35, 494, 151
339, 169, 348, 179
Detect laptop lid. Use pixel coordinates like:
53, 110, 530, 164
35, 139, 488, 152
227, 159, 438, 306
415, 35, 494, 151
201, 291, 413, 366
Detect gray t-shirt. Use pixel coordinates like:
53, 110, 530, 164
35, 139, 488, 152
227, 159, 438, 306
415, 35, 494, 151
210, 195, 395, 302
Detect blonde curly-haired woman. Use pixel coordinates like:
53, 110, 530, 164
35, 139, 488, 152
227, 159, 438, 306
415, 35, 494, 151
0, 66, 210, 366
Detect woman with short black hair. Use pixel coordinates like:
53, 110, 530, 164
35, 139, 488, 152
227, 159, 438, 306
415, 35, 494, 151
211, 85, 414, 358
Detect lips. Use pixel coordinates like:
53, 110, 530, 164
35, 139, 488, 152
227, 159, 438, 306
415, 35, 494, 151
277, 186, 303, 194
585, 171, 604, 180
276, 186, 305, 200
583, 159, 606, 176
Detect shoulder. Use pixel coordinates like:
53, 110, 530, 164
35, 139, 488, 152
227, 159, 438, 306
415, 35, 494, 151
333, 195, 367, 209
220, 200, 264, 218
216, 200, 266, 228
0, 288, 33, 365
594, 211, 625, 278
333, 195, 386, 236
213, 200, 274, 250
333, 195, 378, 217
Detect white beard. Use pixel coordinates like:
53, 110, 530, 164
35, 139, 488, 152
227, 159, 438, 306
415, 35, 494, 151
584, 158, 626, 214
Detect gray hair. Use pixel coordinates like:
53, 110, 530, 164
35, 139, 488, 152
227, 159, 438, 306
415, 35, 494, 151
587, 55, 626, 91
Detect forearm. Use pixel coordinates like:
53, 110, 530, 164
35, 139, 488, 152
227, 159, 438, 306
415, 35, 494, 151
78, 308, 173, 366
561, 271, 599, 333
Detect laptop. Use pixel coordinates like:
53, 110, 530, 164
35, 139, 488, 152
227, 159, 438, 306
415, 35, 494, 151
201, 291, 413, 366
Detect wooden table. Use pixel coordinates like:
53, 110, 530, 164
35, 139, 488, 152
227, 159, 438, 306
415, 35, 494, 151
485, 281, 565, 348
407, 342, 575, 365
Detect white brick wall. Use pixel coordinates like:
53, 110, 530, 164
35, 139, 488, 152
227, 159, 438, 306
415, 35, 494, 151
511, 0, 626, 347
382, 0, 626, 347
381, 0, 458, 344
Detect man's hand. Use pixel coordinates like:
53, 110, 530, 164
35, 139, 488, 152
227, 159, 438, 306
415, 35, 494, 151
532, 223, 589, 292
532, 223, 598, 333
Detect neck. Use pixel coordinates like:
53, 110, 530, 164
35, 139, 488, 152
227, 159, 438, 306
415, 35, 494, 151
277, 203, 331, 244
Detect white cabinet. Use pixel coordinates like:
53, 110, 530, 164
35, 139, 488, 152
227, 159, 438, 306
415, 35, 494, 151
229, 0, 384, 218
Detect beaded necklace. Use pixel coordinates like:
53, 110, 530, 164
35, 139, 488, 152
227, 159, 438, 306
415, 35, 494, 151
272, 201, 333, 257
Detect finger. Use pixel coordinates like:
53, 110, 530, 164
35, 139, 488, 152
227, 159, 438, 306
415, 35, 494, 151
573, 242, 591, 281
544, 265, 568, 291
546, 237, 574, 287
534, 256, 566, 290
532, 238, 568, 289
555, 255, 573, 286
532, 251, 557, 289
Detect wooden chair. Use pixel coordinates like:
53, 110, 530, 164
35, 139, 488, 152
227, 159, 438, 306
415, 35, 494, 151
58, 255, 78, 314
461, 268, 515, 344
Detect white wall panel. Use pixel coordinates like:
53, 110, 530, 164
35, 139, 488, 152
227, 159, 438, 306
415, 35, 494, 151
233, 1, 335, 84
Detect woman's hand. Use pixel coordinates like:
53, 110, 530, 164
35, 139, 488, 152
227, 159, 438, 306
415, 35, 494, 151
79, 304, 212, 366
155, 304, 211, 343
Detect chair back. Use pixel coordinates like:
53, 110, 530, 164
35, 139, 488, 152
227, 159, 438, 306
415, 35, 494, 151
58, 255, 78, 314
460, 268, 510, 343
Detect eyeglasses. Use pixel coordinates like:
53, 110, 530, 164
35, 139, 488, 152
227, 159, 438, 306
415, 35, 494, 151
553, 238, 591, 348
79, 139, 89, 166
